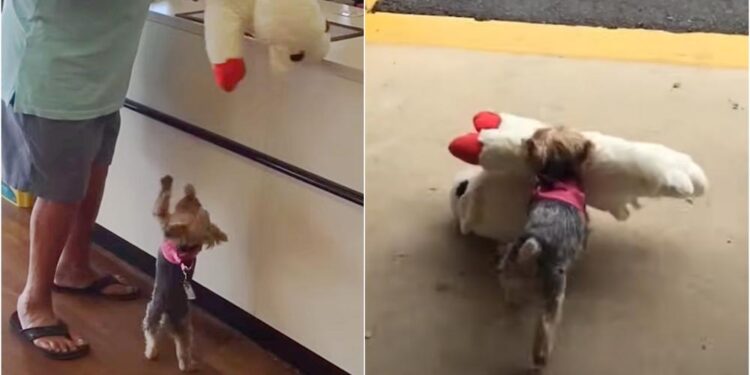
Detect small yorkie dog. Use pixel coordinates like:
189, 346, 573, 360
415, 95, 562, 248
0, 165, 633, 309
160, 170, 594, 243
143, 175, 228, 372
497, 126, 592, 370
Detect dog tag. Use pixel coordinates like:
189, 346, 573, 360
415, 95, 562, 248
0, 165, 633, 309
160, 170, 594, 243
184, 280, 196, 300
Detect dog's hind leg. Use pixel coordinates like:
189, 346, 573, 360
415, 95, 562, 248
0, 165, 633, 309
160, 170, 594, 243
171, 315, 198, 372
143, 301, 165, 360
532, 273, 567, 369
496, 243, 521, 307
496, 242, 513, 274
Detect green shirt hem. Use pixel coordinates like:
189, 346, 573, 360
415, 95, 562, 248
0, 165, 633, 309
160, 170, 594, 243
9, 101, 124, 121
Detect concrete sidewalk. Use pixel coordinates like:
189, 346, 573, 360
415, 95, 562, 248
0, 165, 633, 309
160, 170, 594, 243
365, 45, 747, 375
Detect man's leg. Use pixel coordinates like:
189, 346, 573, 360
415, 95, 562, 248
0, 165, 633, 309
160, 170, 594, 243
53, 164, 136, 296
16, 199, 86, 353
4, 103, 90, 353
53, 111, 135, 296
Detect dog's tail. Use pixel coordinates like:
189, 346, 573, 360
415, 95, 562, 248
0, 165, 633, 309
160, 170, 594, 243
516, 236, 542, 264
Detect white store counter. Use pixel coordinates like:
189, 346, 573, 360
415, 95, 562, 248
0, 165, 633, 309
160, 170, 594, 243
96, 1, 363, 373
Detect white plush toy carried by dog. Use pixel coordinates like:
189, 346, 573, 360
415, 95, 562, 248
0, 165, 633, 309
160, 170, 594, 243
203, 0, 331, 92
448, 111, 708, 242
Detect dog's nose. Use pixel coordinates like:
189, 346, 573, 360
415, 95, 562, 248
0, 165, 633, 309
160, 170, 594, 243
290, 52, 305, 62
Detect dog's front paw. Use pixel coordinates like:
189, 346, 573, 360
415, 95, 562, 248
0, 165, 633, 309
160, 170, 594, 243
529, 362, 546, 374
532, 354, 548, 370
161, 175, 173, 191
179, 359, 199, 372
144, 346, 159, 360
532, 343, 550, 369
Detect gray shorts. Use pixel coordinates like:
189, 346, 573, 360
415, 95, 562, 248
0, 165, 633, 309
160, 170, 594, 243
2, 101, 120, 203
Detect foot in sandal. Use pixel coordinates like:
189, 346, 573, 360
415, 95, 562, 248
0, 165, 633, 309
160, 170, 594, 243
53, 251, 139, 300
11, 300, 88, 360
53, 272, 139, 300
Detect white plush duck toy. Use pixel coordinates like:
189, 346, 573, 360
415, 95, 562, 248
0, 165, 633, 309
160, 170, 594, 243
204, 0, 331, 91
449, 111, 708, 242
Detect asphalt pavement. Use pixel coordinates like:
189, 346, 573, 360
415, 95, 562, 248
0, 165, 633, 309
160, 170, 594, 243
373, 0, 748, 34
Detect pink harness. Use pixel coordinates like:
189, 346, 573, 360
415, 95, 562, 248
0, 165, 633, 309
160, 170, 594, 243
531, 178, 588, 220
160, 240, 197, 273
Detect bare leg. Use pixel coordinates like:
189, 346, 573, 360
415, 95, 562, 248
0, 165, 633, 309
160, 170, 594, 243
53, 165, 135, 296
16, 199, 86, 353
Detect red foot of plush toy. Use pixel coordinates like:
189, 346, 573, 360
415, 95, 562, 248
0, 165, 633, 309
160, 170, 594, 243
473, 111, 502, 131
212, 58, 246, 92
448, 111, 502, 165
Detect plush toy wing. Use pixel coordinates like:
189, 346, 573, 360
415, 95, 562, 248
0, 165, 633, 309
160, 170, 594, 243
576, 131, 707, 219
449, 111, 708, 220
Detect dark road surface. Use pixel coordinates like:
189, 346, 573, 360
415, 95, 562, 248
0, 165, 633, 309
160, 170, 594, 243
373, 0, 748, 35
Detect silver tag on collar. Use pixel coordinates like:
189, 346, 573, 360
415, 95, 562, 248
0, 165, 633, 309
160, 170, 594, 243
184, 280, 196, 300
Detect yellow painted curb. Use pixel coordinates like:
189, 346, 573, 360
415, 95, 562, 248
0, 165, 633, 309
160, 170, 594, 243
366, 11, 748, 69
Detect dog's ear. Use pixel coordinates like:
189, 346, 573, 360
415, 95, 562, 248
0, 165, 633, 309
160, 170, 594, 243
525, 137, 535, 154
184, 184, 196, 197
204, 223, 228, 248
578, 140, 594, 163
524, 137, 536, 160
525, 137, 544, 170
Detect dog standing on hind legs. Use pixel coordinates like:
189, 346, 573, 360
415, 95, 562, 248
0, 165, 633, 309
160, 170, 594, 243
497, 126, 592, 371
143, 175, 228, 372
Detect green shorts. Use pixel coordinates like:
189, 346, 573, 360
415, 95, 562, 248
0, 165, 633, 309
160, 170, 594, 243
2, 101, 120, 203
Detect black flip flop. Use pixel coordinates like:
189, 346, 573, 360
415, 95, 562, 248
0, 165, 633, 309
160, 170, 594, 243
52, 274, 139, 301
9, 311, 90, 360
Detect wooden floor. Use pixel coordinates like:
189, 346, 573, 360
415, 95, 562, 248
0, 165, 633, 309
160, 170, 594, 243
2, 201, 298, 375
